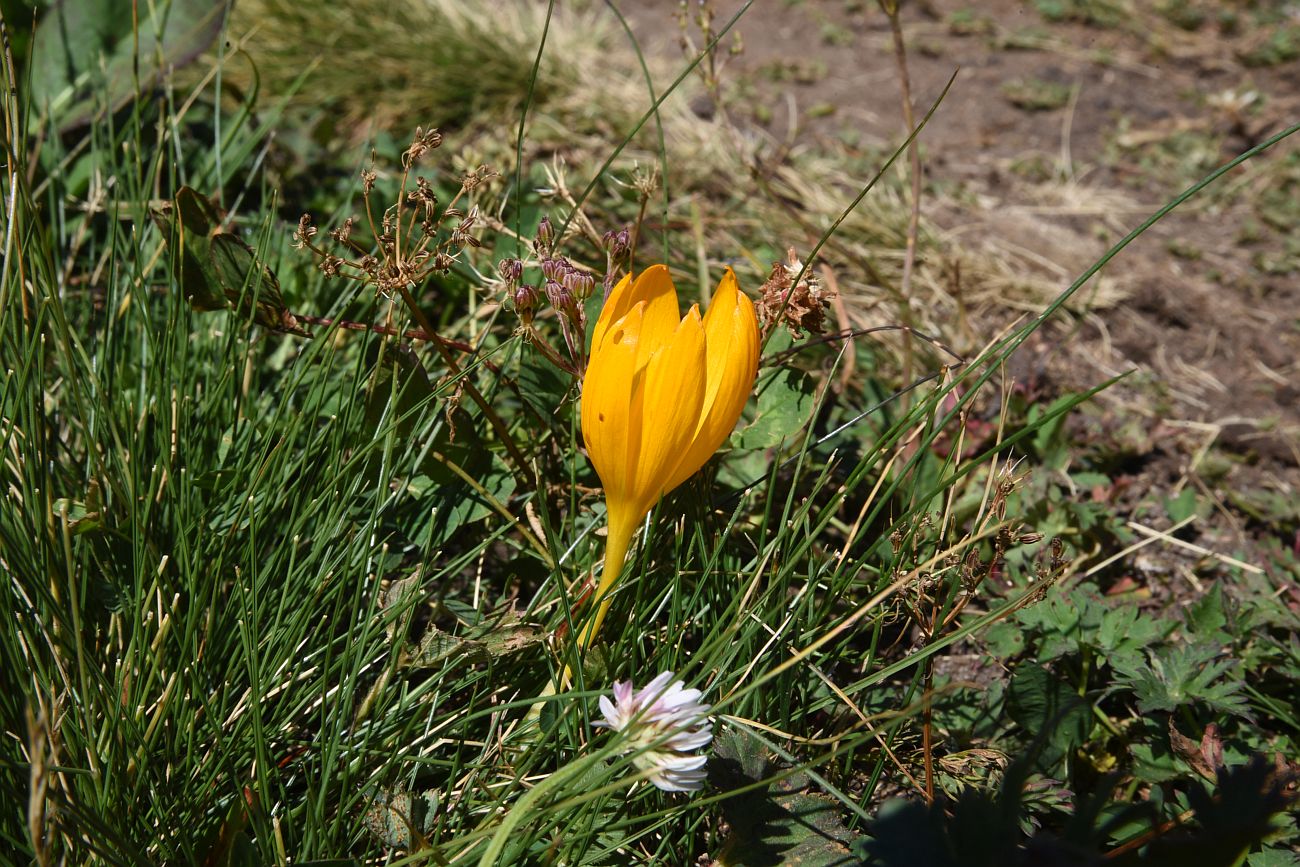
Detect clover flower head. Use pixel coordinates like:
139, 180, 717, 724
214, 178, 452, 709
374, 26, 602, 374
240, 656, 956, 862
595, 671, 714, 793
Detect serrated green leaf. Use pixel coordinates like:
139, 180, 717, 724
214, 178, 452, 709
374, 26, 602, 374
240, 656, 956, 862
1005, 664, 1091, 762
1186, 583, 1229, 641
1248, 849, 1300, 867
1097, 604, 1175, 669
712, 730, 859, 867
1112, 643, 1252, 719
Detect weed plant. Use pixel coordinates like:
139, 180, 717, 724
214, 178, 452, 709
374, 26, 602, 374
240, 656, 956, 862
2, 2, 1298, 865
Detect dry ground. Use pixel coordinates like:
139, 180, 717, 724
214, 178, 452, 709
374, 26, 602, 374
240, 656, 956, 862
630, 0, 1300, 590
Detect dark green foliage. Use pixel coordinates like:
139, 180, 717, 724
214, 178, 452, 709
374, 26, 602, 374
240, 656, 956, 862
712, 730, 861, 866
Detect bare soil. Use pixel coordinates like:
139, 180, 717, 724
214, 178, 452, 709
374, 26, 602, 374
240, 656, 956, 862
628, 0, 1300, 587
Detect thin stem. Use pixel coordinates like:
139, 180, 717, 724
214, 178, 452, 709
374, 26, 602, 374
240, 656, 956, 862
880, 0, 921, 407
394, 283, 534, 486
559, 508, 639, 689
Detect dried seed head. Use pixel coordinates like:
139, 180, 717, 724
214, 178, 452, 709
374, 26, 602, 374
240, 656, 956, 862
755, 247, 833, 337
293, 214, 317, 249
329, 217, 356, 245
408, 177, 437, 211
403, 126, 444, 168
461, 165, 496, 191
318, 254, 344, 278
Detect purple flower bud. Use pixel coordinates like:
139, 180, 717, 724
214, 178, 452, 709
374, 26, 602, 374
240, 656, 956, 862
544, 278, 571, 312
497, 257, 524, 284
563, 269, 596, 301
535, 216, 555, 252
513, 284, 539, 323
603, 226, 632, 260
540, 256, 571, 283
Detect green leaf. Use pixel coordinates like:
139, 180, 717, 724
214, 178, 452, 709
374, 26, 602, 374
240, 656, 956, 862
30, 0, 224, 129
152, 187, 308, 334
1096, 604, 1176, 670
516, 350, 573, 419
712, 729, 860, 867
1005, 664, 1091, 763
364, 343, 436, 443
1185, 583, 1229, 642
476, 622, 546, 658
734, 367, 816, 449
361, 787, 439, 849
150, 189, 227, 313
406, 628, 490, 668
209, 234, 308, 335
1112, 643, 1252, 719
1029, 394, 1077, 471
52, 479, 103, 535
1249, 849, 1300, 867
1164, 487, 1202, 524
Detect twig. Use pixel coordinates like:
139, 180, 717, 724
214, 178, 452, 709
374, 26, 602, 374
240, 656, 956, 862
1124, 520, 1264, 575
295, 313, 476, 352
879, 0, 923, 407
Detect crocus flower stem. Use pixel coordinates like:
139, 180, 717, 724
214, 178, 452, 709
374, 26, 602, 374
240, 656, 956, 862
574, 510, 638, 653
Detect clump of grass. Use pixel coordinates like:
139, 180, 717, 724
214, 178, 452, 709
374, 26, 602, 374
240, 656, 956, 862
230, 0, 623, 137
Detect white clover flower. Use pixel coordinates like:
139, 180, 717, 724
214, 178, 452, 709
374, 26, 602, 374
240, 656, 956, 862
594, 671, 714, 793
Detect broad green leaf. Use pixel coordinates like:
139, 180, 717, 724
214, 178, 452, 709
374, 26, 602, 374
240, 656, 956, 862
30, 0, 224, 129
1005, 664, 1091, 764
364, 343, 435, 442
152, 186, 308, 333
209, 234, 308, 335
477, 622, 546, 658
406, 628, 490, 668
734, 367, 816, 450
361, 787, 438, 849
150, 191, 227, 312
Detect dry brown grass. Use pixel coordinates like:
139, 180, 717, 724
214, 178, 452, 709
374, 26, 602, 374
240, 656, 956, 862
228, 0, 1126, 364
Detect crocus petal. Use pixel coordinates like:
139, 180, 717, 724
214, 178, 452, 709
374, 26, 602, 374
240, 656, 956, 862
635, 308, 707, 506
581, 302, 647, 509
660, 268, 759, 493
591, 265, 681, 356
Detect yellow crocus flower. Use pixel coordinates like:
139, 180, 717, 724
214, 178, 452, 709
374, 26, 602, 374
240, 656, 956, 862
576, 264, 759, 651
